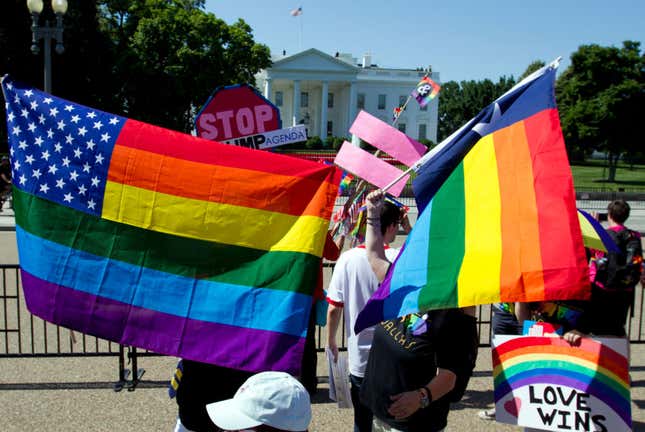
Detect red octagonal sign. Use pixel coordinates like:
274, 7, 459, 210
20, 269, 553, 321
195, 84, 282, 142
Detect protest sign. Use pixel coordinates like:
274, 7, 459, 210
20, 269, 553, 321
349, 110, 426, 166
333, 110, 426, 196
334, 141, 408, 196
326, 348, 353, 409
195, 83, 281, 142
492, 335, 631, 431
222, 125, 307, 149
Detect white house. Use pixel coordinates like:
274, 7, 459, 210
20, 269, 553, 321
255, 49, 439, 142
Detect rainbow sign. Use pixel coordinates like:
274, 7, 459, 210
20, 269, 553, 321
492, 335, 631, 431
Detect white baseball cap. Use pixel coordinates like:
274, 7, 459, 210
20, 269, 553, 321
206, 371, 311, 431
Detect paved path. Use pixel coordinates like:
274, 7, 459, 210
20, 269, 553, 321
1, 198, 644, 430
1, 345, 644, 431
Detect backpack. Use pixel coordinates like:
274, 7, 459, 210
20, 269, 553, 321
593, 227, 643, 292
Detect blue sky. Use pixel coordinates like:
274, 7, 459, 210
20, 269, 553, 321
205, 0, 644, 83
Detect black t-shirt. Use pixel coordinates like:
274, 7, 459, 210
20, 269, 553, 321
577, 290, 631, 337
360, 309, 476, 432
176, 360, 254, 432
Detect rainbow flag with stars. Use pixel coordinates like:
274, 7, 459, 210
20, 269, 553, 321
356, 62, 589, 332
2, 76, 340, 374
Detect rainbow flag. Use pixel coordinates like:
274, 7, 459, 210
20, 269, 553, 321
411, 76, 440, 107
492, 335, 631, 430
2, 77, 340, 374
577, 208, 619, 253
355, 62, 589, 332
338, 172, 354, 195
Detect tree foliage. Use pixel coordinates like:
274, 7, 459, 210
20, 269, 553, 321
0, 1, 113, 150
97, 0, 271, 132
519, 60, 546, 81
556, 41, 645, 179
437, 76, 515, 141
0, 0, 271, 149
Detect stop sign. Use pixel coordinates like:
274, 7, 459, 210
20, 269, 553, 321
195, 84, 282, 141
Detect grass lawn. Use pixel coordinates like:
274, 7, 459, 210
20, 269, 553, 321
283, 150, 645, 192
571, 163, 645, 191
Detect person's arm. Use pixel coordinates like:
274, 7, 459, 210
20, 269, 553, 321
326, 303, 343, 362
365, 190, 390, 282
387, 368, 457, 420
0, 173, 10, 184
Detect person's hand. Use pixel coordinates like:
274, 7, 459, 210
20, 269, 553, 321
387, 390, 421, 420
366, 189, 384, 217
400, 213, 412, 234
327, 341, 339, 362
564, 329, 585, 346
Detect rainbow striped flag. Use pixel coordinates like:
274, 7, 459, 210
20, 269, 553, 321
411, 76, 440, 107
356, 62, 589, 332
2, 77, 340, 374
338, 172, 354, 195
577, 208, 619, 253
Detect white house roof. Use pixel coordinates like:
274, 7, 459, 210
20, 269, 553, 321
269, 48, 360, 74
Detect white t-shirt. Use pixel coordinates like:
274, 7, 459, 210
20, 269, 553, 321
326, 246, 400, 377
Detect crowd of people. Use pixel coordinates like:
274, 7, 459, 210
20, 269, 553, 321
169, 194, 642, 432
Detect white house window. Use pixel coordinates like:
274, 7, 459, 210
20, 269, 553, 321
418, 123, 427, 140
399, 95, 406, 106
328, 92, 334, 108
420, 104, 428, 112
327, 121, 333, 136
357, 93, 365, 109
301, 92, 309, 108
378, 94, 386, 110
275, 91, 283, 107
398, 123, 406, 133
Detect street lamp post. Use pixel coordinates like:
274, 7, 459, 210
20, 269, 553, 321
26, 0, 68, 93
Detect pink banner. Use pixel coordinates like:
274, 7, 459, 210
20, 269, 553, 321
334, 141, 408, 196
349, 110, 426, 167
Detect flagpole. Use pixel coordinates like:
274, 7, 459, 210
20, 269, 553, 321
392, 72, 428, 127
298, 12, 303, 51
383, 59, 561, 194
381, 164, 415, 193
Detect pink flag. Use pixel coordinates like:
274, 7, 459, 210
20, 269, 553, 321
334, 142, 408, 196
350, 110, 426, 167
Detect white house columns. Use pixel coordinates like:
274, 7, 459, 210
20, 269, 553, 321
320, 81, 329, 137
348, 80, 357, 131
292, 80, 301, 126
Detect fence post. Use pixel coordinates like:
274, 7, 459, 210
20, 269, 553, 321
114, 344, 129, 392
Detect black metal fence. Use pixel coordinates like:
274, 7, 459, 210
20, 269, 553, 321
1, 263, 644, 390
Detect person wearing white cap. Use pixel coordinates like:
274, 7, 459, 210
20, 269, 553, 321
206, 371, 312, 432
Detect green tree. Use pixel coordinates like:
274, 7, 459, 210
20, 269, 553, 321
97, 0, 271, 132
519, 60, 546, 81
437, 76, 515, 141
556, 41, 645, 179
0, 0, 113, 151
0, 0, 271, 149
304, 136, 323, 150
